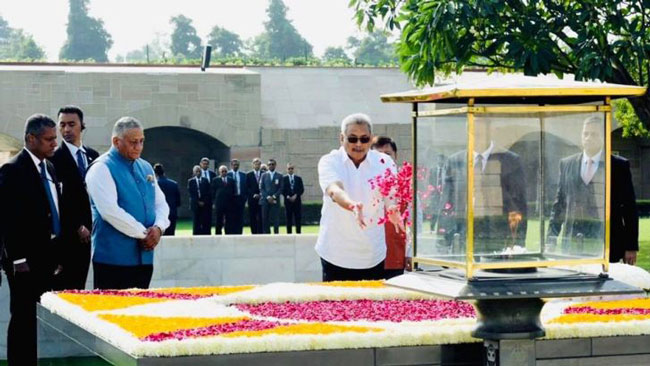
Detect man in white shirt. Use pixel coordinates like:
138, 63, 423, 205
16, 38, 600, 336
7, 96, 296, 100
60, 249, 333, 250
316, 113, 403, 281
86, 117, 169, 289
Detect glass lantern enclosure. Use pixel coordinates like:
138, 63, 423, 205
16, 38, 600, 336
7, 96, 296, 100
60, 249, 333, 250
381, 75, 646, 279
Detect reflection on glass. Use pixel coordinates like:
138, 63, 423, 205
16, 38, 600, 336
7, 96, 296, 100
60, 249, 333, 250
547, 116, 605, 258
415, 111, 606, 266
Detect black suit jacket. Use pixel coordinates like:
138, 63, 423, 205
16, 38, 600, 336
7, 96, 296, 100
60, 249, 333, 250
50, 143, 99, 246
0, 149, 62, 271
227, 170, 248, 198
282, 175, 304, 201
212, 176, 236, 209
548, 154, 638, 262
157, 176, 180, 219
246, 170, 262, 204
439, 148, 528, 248
188, 176, 212, 211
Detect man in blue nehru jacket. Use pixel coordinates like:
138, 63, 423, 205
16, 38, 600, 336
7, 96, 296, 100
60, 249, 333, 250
86, 117, 169, 289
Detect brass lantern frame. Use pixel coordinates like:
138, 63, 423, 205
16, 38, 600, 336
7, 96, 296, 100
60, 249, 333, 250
382, 77, 646, 279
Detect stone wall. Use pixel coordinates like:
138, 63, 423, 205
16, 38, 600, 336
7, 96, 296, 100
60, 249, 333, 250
260, 124, 413, 202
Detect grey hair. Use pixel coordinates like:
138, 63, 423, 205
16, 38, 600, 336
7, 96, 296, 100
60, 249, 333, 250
583, 116, 603, 127
192, 165, 201, 171
112, 116, 143, 138
218, 165, 228, 172
341, 113, 372, 135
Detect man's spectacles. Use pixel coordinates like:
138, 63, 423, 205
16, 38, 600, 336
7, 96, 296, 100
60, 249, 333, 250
347, 136, 371, 144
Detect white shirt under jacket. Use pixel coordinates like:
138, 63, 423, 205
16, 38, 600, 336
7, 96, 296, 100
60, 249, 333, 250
316, 147, 396, 269
86, 160, 170, 239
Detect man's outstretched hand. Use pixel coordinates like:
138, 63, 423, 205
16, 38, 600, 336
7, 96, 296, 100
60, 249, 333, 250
350, 202, 366, 230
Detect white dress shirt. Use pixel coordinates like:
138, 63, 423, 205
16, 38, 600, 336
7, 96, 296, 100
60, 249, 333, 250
315, 147, 396, 269
86, 160, 170, 239
64, 140, 87, 168
473, 141, 495, 172
581, 150, 602, 179
15, 148, 61, 264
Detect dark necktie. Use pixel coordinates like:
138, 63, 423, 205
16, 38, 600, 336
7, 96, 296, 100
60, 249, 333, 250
290, 176, 294, 190
40, 161, 61, 237
76, 149, 86, 179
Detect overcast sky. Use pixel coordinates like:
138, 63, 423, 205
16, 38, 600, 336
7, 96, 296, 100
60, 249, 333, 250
0, 0, 364, 61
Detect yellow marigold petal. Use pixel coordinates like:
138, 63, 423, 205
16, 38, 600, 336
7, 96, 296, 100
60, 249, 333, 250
98, 314, 248, 338
575, 298, 650, 310
549, 313, 650, 324
149, 286, 256, 296
57, 293, 169, 312
314, 280, 385, 288
223, 323, 383, 338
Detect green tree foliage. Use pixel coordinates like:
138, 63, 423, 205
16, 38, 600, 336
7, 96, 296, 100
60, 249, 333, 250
59, 0, 112, 62
350, 0, 650, 129
615, 98, 649, 138
322, 46, 351, 64
257, 0, 313, 60
170, 15, 202, 59
207, 26, 243, 57
347, 31, 397, 65
0, 15, 45, 61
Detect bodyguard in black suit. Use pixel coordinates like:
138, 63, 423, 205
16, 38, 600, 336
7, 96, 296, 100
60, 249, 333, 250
212, 165, 236, 234
246, 158, 263, 234
50, 106, 99, 290
227, 159, 248, 234
0, 114, 64, 366
188, 165, 212, 235
154, 163, 181, 235
282, 163, 304, 234
548, 117, 639, 264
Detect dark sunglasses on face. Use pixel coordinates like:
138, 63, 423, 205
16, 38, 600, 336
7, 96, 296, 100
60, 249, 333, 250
347, 136, 371, 144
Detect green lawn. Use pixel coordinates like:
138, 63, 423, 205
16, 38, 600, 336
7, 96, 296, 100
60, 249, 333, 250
173, 219, 320, 236
174, 219, 650, 270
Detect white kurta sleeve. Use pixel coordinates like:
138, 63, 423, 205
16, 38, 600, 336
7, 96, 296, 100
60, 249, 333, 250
85, 162, 147, 239
153, 180, 170, 231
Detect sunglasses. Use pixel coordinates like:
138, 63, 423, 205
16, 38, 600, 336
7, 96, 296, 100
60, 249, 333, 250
346, 136, 371, 144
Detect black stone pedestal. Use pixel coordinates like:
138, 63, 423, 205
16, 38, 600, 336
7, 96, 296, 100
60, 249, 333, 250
473, 298, 545, 339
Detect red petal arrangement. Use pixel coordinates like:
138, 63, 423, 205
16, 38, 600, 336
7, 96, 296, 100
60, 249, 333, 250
143, 319, 284, 342
235, 299, 475, 322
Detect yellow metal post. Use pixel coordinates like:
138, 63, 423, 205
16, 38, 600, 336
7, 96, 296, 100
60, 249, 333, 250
604, 97, 612, 273
466, 98, 475, 279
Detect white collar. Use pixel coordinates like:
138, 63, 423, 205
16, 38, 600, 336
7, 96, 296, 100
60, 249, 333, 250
473, 141, 494, 161
24, 147, 44, 169
64, 140, 86, 156
582, 150, 603, 164
338, 146, 369, 167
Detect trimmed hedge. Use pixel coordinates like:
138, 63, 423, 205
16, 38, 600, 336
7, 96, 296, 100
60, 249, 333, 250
243, 201, 323, 226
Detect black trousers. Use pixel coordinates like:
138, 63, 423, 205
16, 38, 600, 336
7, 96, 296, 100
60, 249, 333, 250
320, 258, 386, 282
285, 199, 302, 234
5, 263, 55, 366
215, 205, 229, 235
229, 196, 246, 234
262, 202, 280, 234
93, 262, 153, 290
164, 217, 177, 236
53, 239, 90, 290
248, 200, 262, 234
192, 205, 212, 235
